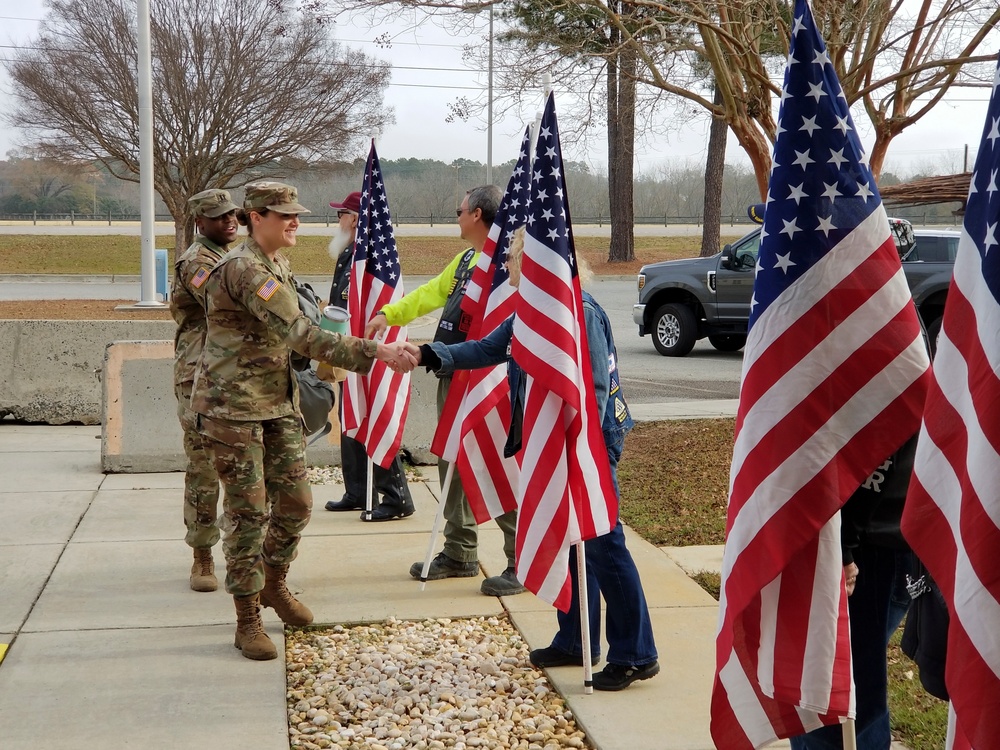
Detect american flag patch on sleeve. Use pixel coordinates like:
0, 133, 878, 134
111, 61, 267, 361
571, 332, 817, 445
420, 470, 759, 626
256, 277, 280, 301
190, 267, 210, 288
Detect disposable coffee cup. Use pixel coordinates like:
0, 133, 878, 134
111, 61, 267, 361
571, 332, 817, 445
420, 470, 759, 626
321, 305, 350, 335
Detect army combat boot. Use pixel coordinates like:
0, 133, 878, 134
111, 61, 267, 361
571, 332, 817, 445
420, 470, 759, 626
233, 593, 277, 661
189, 547, 218, 592
260, 562, 314, 626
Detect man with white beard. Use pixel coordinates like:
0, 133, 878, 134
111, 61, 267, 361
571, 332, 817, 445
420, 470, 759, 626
323, 191, 415, 521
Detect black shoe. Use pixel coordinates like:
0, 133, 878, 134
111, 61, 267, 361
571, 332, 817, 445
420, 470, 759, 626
361, 501, 415, 522
408, 552, 479, 580
325, 496, 366, 512
592, 661, 660, 691
529, 646, 599, 668
480, 567, 527, 596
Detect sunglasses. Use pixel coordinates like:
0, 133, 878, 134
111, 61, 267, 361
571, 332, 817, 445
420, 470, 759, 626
456, 207, 468, 217
337, 210, 354, 219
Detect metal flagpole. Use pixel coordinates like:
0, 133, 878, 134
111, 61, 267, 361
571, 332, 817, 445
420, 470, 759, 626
362, 318, 388, 521
575, 541, 594, 694
419, 462, 454, 591
135, 0, 162, 307
361, 457, 375, 520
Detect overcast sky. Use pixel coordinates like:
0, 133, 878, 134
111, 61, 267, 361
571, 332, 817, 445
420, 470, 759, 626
1, 2, 996, 178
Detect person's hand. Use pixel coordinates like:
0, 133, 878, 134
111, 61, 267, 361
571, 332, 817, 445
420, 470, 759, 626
845, 562, 859, 597
365, 314, 388, 340
375, 341, 417, 373
402, 341, 422, 366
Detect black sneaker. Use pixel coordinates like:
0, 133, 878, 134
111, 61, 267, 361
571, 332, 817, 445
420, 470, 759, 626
480, 567, 527, 596
592, 660, 660, 691
408, 552, 479, 580
529, 646, 599, 668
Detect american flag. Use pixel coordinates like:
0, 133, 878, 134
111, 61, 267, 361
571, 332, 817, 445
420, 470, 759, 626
509, 94, 618, 611
902, 55, 1000, 750
710, 0, 930, 746
342, 140, 412, 468
431, 125, 533, 523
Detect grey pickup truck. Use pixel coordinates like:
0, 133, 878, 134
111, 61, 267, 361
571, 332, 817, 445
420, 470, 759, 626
633, 220, 959, 356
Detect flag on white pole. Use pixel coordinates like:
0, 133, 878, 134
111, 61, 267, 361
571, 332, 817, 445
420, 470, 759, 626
710, 0, 930, 745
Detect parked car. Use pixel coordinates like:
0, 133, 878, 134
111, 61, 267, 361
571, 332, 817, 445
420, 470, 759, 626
633, 221, 958, 356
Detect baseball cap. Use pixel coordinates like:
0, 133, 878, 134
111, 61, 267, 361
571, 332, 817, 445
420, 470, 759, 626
188, 189, 239, 218
243, 182, 311, 215
329, 191, 361, 214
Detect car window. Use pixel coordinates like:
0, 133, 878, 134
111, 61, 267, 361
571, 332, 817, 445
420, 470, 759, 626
732, 231, 761, 265
910, 234, 959, 263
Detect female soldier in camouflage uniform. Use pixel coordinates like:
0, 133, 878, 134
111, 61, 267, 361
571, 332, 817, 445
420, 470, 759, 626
192, 182, 415, 661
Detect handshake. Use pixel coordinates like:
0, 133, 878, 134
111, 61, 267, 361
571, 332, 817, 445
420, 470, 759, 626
373, 341, 424, 374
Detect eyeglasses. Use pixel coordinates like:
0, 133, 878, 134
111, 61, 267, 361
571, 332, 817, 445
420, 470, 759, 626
455, 208, 468, 217
337, 210, 354, 219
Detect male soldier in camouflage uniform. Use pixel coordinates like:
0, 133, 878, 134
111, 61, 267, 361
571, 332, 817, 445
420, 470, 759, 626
191, 182, 416, 660
170, 188, 239, 592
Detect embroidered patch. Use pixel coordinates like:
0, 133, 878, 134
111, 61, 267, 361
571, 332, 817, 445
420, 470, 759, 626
614, 397, 628, 423
256, 277, 280, 301
190, 266, 210, 288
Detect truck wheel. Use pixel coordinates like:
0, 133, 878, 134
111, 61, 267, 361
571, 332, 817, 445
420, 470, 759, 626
926, 316, 942, 358
652, 303, 697, 357
708, 334, 747, 352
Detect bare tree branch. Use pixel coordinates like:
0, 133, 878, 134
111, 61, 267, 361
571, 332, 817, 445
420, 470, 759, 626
4, 0, 393, 250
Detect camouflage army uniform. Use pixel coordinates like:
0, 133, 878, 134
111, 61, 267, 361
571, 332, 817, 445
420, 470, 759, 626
171, 234, 227, 550
191, 235, 378, 597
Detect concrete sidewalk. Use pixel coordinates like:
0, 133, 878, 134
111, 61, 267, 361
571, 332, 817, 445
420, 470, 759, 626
0, 418, 778, 750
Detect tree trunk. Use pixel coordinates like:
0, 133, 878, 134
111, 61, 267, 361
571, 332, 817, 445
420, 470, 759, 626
607, 28, 636, 264
700, 84, 727, 258
727, 115, 772, 201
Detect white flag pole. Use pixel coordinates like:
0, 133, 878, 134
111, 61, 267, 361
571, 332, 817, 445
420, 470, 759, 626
420, 461, 454, 591
360, 325, 389, 521
842, 719, 857, 749
361, 456, 375, 520
575, 541, 594, 694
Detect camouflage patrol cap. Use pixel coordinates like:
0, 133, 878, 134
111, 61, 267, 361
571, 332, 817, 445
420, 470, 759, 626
243, 182, 311, 215
188, 189, 239, 218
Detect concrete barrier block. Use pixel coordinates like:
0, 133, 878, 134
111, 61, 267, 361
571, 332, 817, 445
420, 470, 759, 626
100, 339, 441, 473
101, 341, 182, 473
0, 320, 174, 424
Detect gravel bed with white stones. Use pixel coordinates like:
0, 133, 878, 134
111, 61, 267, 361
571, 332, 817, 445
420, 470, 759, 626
306, 465, 426, 487
285, 616, 593, 750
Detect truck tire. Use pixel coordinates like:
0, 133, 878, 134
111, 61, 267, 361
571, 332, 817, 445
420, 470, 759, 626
652, 303, 697, 357
708, 334, 747, 352
926, 316, 942, 358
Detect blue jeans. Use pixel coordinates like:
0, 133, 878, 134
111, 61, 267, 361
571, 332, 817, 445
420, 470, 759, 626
550, 440, 657, 666
789, 545, 913, 750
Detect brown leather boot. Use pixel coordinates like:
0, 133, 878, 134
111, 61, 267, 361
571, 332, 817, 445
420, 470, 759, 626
259, 562, 313, 626
233, 594, 277, 661
189, 547, 218, 592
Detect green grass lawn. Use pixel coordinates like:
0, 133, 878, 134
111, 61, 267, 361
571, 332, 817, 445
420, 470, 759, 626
0, 233, 741, 276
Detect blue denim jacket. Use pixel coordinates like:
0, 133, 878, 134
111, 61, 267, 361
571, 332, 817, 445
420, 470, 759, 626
426, 290, 633, 456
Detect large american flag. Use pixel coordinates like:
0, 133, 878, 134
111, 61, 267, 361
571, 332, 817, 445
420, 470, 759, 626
342, 140, 411, 468
901, 55, 1000, 750
509, 94, 618, 611
431, 126, 533, 523
710, 0, 930, 746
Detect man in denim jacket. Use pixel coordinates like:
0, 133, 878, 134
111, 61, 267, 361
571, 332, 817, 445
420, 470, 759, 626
407, 230, 659, 691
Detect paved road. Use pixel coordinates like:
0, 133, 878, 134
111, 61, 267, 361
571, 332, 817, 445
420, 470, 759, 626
0, 275, 745, 405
